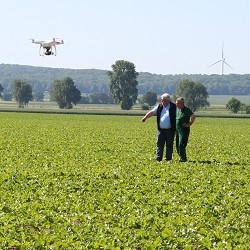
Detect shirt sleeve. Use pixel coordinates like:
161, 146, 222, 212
151, 105, 159, 115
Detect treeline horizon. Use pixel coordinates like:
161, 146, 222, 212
1, 63, 250, 96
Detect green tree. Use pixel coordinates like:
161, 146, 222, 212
176, 79, 210, 112
0, 83, 3, 99
245, 105, 250, 114
33, 92, 44, 102
226, 97, 242, 113
79, 95, 90, 104
89, 92, 114, 104
141, 91, 157, 107
12, 79, 33, 108
108, 60, 139, 110
50, 77, 81, 109
3, 92, 12, 101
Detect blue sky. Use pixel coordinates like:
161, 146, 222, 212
1, 0, 250, 75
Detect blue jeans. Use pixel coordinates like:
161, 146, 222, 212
156, 129, 175, 161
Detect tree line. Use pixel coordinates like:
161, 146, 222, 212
0, 60, 249, 113
0, 60, 208, 111
1, 63, 250, 96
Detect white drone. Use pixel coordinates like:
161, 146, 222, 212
30, 38, 64, 56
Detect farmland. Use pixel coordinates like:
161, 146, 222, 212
0, 112, 250, 249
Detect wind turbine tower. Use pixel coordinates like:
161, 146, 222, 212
208, 43, 233, 75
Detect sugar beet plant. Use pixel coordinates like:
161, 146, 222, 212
0, 112, 249, 249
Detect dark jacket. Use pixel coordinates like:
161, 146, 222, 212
156, 102, 176, 131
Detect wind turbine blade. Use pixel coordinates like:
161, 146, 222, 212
208, 60, 222, 68
224, 61, 233, 69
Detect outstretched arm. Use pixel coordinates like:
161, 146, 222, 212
141, 111, 154, 122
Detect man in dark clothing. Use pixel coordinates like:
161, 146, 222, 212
142, 93, 176, 161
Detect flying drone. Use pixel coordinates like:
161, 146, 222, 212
30, 38, 64, 56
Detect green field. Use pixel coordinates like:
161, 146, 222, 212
0, 113, 250, 249
208, 95, 250, 105
0, 95, 250, 118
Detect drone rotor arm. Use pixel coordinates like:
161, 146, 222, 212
32, 40, 45, 45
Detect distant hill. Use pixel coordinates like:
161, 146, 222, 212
1, 63, 250, 95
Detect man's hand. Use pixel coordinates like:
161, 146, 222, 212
182, 123, 190, 127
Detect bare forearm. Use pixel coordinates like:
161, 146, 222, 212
142, 111, 154, 122
189, 114, 196, 126
182, 114, 196, 127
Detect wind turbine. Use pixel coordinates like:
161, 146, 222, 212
208, 43, 233, 75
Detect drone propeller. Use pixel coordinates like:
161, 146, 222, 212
52, 37, 64, 44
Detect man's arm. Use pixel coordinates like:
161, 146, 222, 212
141, 110, 154, 122
183, 114, 196, 127
189, 114, 196, 126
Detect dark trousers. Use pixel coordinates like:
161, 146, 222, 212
156, 129, 175, 161
176, 127, 190, 161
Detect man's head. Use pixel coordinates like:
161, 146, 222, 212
176, 97, 185, 109
161, 93, 170, 106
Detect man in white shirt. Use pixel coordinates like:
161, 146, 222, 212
142, 93, 176, 161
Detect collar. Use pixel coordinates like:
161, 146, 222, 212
163, 103, 170, 109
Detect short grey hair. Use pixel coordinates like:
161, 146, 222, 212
161, 93, 170, 100
176, 97, 184, 103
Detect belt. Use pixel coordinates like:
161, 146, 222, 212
159, 128, 171, 130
